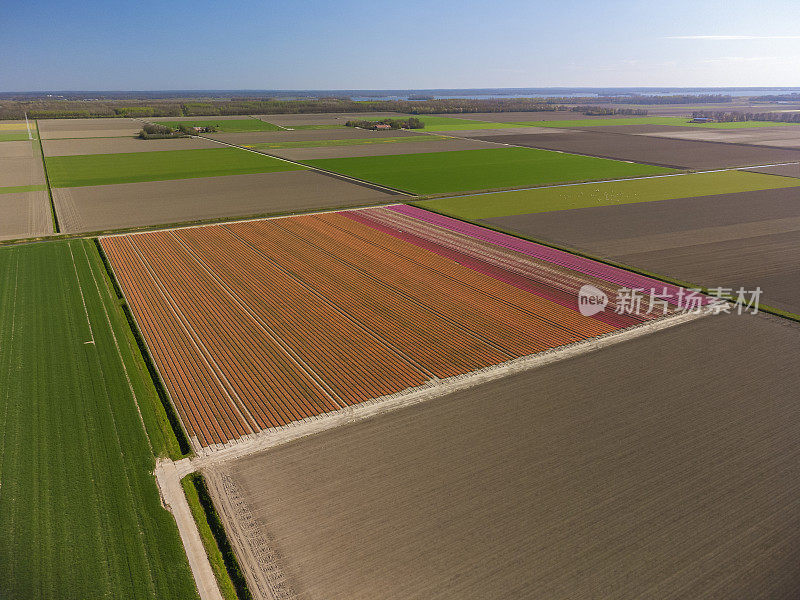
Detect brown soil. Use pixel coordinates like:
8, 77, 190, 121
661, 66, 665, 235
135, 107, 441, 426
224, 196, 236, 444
0, 191, 52, 240
42, 136, 219, 156
742, 163, 800, 178
53, 171, 395, 233
209, 312, 800, 600
206, 129, 420, 145
37, 118, 142, 139
472, 130, 800, 169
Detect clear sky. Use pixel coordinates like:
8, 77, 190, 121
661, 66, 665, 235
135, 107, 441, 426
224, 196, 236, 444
2, 0, 799, 91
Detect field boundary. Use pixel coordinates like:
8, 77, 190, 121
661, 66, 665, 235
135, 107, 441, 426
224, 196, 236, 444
96, 239, 194, 455
35, 120, 60, 233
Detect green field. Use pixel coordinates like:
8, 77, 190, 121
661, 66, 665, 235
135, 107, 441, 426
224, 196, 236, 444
0, 133, 34, 142
302, 147, 676, 195
154, 118, 282, 132
416, 170, 800, 220
508, 116, 800, 129
46, 147, 304, 187
0, 184, 48, 195
246, 134, 448, 150
0, 240, 197, 599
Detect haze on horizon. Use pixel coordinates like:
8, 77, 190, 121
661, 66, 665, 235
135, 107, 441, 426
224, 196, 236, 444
3, 0, 799, 92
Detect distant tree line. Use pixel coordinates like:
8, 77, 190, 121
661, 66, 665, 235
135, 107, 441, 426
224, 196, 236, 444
0, 93, 737, 120
750, 93, 800, 102
345, 117, 425, 130
691, 110, 800, 123
572, 106, 648, 116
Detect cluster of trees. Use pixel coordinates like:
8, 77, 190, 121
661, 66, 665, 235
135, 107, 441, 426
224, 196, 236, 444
751, 93, 800, 102
345, 117, 425, 130
137, 123, 186, 139
691, 110, 800, 123
572, 106, 648, 116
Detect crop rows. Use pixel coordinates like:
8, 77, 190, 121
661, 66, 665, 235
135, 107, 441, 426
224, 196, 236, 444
102, 209, 643, 448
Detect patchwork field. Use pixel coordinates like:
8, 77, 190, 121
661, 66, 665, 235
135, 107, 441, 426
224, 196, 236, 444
510, 116, 800, 129
42, 136, 220, 156
53, 171, 396, 233
37, 117, 142, 139
485, 187, 800, 314
417, 170, 800, 220
639, 125, 800, 147
153, 118, 282, 132
408, 115, 524, 131
45, 147, 303, 187
472, 130, 800, 169
0, 240, 197, 599
302, 147, 675, 195
205, 313, 800, 600
101, 205, 689, 449
0, 191, 52, 240
255, 112, 406, 126
206, 128, 418, 146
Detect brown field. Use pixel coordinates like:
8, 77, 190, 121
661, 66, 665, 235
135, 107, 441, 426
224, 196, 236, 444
0, 191, 52, 240
0, 141, 45, 187
472, 130, 800, 169
640, 125, 800, 145
743, 163, 800, 178
101, 210, 630, 448
207, 128, 420, 146
37, 117, 142, 139
485, 186, 800, 314
268, 137, 499, 161
42, 136, 219, 156
53, 171, 395, 233
205, 313, 800, 600
569, 124, 700, 135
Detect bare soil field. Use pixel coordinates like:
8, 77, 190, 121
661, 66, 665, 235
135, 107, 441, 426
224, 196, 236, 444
0, 140, 36, 158
570, 124, 700, 135
640, 125, 800, 145
256, 112, 406, 126
37, 117, 142, 139
206, 312, 800, 600
0, 191, 52, 240
743, 163, 800, 178
472, 130, 800, 169
53, 170, 394, 233
268, 137, 498, 160
42, 136, 219, 156
207, 128, 420, 145
0, 146, 45, 187
486, 187, 800, 314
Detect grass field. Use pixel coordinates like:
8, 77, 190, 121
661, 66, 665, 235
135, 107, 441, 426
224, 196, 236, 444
510, 116, 800, 129
302, 147, 675, 195
416, 170, 800, 219
245, 134, 448, 149
0, 133, 33, 142
46, 147, 304, 187
0, 240, 196, 599
156, 118, 282, 132
0, 184, 47, 195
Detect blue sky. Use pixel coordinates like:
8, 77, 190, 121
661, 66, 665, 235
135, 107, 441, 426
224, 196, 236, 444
2, 0, 799, 91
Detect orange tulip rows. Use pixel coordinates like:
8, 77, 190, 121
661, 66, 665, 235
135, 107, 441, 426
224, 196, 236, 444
101, 209, 624, 448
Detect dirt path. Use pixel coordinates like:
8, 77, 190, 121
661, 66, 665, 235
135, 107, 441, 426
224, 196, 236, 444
154, 459, 224, 600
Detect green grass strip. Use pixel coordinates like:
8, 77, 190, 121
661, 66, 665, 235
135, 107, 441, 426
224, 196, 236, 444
34, 121, 59, 233
0, 133, 35, 141
154, 118, 282, 132
45, 147, 305, 188
411, 115, 526, 131
303, 147, 675, 195
246, 134, 448, 150
417, 170, 800, 220
0, 184, 48, 194
182, 473, 253, 600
